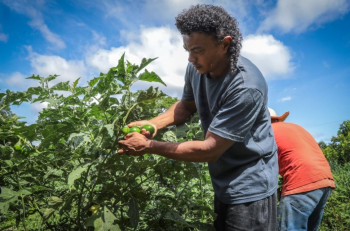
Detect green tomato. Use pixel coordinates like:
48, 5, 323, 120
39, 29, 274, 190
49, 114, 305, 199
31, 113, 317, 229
141, 124, 155, 136
129, 126, 141, 133
121, 125, 130, 134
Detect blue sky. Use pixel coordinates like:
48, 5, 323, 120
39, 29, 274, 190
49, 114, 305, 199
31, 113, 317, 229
0, 0, 349, 143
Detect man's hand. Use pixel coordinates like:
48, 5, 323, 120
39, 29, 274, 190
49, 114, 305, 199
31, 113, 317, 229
127, 120, 158, 138
118, 132, 152, 156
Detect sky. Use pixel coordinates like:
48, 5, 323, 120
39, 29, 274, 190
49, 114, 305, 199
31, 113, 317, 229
0, 0, 349, 143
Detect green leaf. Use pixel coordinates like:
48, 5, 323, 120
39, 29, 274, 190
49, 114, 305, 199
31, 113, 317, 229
135, 57, 158, 74
43, 208, 56, 221
68, 163, 91, 189
45, 74, 59, 82
4, 160, 13, 167
101, 124, 115, 138
51, 81, 70, 91
176, 124, 189, 138
17, 189, 32, 196
116, 53, 126, 77
73, 77, 81, 89
0, 202, 10, 214
26, 75, 42, 81
48, 196, 63, 206
103, 206, 119, 230
0, 187, 17, 200
68, 132, 91, 148
136, 87, 166, 104
162, 131, 177, 142
138, 69, 166, 86
127, 198, 139, 228
89, 77, 101, 87
85, 207, 120, 231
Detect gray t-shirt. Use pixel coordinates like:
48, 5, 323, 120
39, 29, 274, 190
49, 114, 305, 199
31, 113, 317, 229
182, 56, 278, 204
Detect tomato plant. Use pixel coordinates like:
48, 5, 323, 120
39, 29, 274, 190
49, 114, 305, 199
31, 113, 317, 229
0, 54, 215, 230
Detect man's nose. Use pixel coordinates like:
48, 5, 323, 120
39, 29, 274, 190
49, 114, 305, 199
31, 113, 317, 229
188, 52, 196, 63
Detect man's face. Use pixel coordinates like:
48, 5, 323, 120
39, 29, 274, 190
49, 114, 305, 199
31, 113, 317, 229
183, 32, 230, 78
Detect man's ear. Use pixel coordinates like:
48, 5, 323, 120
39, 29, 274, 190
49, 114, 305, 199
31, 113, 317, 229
222, 36, 232, 51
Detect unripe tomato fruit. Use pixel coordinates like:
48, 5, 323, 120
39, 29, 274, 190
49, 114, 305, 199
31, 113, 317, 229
129, 126, 141, 133
141, 125, 155, 136
122, 125, 130, 134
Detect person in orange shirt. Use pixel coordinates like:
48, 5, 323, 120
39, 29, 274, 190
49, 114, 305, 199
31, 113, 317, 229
269, 108, 335, 231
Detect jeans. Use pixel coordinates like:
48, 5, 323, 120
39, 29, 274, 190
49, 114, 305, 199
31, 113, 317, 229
214, 192, 277, 231
277, 187, 332, 231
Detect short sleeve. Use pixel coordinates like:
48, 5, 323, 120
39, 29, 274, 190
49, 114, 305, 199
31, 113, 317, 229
181, 64, 195, 102
208, 88, 264, 142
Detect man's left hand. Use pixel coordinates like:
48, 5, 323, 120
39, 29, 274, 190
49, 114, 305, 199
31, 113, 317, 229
118, 132, 152, 156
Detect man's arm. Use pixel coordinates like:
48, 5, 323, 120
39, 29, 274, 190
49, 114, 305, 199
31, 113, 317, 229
118, 130, 235, 162
149, 100, 197, 129
128, 100, 197, 137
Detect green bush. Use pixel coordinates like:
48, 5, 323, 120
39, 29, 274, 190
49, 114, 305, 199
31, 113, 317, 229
0, 54, 214, 231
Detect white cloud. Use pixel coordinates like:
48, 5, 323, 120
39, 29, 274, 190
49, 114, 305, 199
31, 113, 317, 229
26, 46, 87, 85
1, 0, 66, 49
86, 26, 188, 91
5, 72, 26, 85
28, 19, 66, 49
259, 0, 350, 33
31, 102, 48, 112
241, 34, 294, 79
279, 96, 292, 102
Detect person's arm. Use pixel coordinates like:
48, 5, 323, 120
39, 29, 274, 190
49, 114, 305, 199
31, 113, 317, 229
118, 130, 235, 162
128, 100, 197, 137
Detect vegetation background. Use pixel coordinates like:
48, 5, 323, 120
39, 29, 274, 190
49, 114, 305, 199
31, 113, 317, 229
1, 55, 349, 230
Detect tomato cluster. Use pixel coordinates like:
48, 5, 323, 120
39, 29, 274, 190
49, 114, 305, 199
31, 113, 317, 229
121, 125, 155, 136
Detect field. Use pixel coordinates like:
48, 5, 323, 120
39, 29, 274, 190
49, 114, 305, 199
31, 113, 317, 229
1, 55, 349, 230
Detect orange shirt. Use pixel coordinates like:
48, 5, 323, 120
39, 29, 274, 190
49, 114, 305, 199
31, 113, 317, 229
272, 122, 335, 196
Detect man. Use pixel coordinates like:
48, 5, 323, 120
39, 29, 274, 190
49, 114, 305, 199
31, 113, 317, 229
119, 5, 278, 230
268, 108, 335, 231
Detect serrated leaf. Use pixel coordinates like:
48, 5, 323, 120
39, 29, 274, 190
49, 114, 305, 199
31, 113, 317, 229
26, 75, 42, 81
73, 77, 81, 89
136, 87, 165, 104
45, 75, 59, 82
127, 198, 139, 228
135, 57, 158, 74
51, 81, 70, 91
138, 69, 166, 86
89, 77, 101, 87
117, 53, 126, 77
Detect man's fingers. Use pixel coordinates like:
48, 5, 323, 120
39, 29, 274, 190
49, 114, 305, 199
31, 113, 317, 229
140, 129, 151, 138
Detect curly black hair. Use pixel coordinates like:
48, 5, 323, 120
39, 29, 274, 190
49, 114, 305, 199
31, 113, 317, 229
175, 4, 243, 73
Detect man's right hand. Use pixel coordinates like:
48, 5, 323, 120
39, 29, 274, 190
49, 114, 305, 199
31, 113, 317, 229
127, 120, 158, 138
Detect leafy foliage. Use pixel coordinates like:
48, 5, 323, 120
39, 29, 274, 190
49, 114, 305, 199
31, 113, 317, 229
318, 120, 350, 230
0, 54, 214, 230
